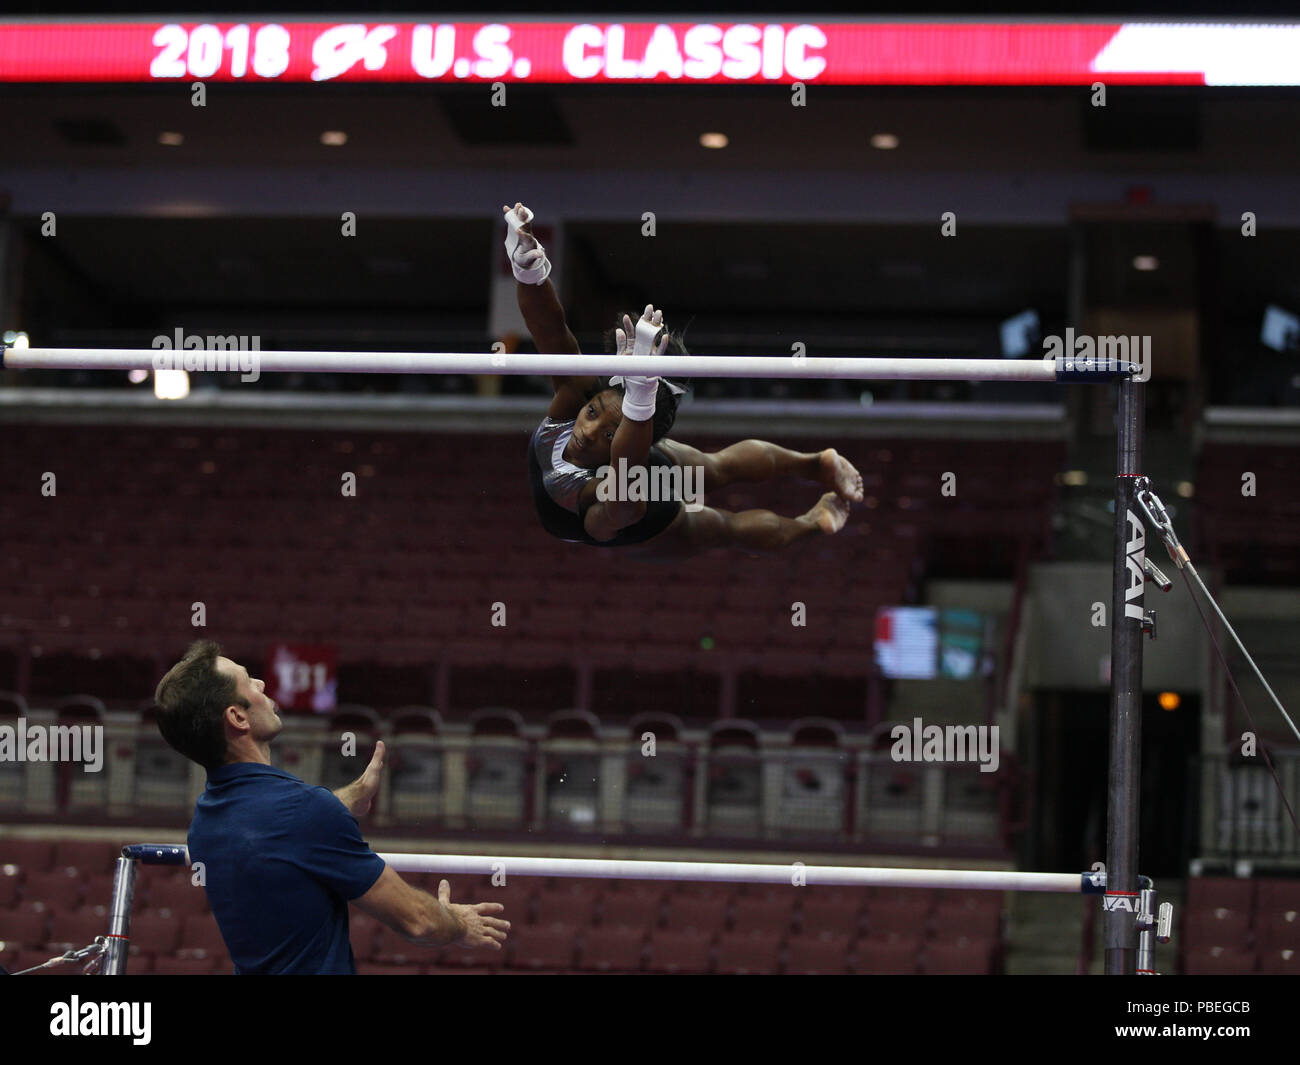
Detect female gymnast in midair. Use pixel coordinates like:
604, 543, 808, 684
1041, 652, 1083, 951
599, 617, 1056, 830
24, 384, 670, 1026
506, 202, 864, 557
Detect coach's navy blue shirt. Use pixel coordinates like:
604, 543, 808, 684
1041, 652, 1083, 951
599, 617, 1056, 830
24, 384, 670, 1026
188, 762, 387, 975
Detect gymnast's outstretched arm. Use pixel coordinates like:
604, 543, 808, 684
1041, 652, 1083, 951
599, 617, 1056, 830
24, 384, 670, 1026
502, 202, 597, 419
582, 306, 669, 541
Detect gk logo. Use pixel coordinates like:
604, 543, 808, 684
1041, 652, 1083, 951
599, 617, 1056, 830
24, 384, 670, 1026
312, 24, 398, 82
1103, 894, 1137, 912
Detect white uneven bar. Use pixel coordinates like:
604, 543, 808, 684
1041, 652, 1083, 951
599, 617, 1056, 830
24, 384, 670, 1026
377, 852, 1085, 893
7, 347, 1062, 383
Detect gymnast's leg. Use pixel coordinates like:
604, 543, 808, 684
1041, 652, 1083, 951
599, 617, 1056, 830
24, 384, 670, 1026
636, 493, 851, 559
658, 438, 864, 501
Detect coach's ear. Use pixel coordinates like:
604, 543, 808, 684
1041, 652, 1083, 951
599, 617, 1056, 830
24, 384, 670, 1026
224, 702, 252, 736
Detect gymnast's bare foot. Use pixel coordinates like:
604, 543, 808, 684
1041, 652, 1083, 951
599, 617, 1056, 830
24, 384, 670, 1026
806, 492, 851, 534
818, 449, 864, 502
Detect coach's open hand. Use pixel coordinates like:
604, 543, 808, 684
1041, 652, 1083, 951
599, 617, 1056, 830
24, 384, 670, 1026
332, 740, 386, 818
439, 879, 509, 949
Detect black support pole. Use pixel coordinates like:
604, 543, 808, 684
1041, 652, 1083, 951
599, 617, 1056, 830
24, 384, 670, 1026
1105, 375, 1146, 974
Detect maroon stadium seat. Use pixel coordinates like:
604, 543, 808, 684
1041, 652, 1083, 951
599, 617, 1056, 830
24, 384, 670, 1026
358, 962, 419, 975
930, 905, 1001, 940
1181, 909, 1252, 952
599, 887, 664, 931
576, 927, 646, 973
128, 912, 183, 956
347, 912, 385, 962
785, 933, 853, 975
46, 909, 109, 951
2, 907, 51, 948
867, 893, 935, 920
730, 896, 798, 936
1183, 946, 1255, 975
931, 891, 1004, 916
855, 936, 922, 974
507, 922, 578, 971
0, 870, 19, 908
143, 876, 208, 914
645, 930, 714, 974
1186, 878, 1255, 914
54, 840, 123, 875
152, 954, 220, 975
533, 885, 600, 927
1255, 880, 1300, 917
2, 839, 55, 874
662, 893, 730, 934
1257, 948, 1300, 975
921, 939, 996, 974
372, 925, 422, 966
434, 943, 498, 971
714, 931, 782, 974
84, 873, 117, 910
798, 900, 866, 939
179, 914, 229, 956
1258, 909, 1300, 949
22, 870, 86, 911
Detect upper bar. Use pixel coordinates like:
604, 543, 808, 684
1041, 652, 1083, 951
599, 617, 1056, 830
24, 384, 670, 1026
2, 347, 1133, 382
378, 852, 1093, 892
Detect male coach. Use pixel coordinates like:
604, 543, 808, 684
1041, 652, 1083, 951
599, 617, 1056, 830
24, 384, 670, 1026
154, 639, 508, 974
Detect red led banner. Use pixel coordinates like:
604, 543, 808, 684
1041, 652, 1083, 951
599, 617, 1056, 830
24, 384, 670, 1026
0, 20, 1291, 86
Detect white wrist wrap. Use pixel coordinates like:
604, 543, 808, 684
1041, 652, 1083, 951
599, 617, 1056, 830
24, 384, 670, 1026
619, 376, 659, 421
504, 205, 551, 285
620, 314, 666, 420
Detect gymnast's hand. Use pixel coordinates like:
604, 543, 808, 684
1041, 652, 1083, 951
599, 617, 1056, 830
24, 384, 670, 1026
502, 202, 551, 284
613, 305, 669, 421
615, 304, 670, 360
438, 880, 510, 950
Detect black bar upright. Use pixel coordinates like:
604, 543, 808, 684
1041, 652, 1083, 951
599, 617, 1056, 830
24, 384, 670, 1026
1105, 375, 1146, 975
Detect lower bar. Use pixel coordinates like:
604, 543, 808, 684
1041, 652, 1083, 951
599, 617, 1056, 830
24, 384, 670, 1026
377, 852, 1089, 892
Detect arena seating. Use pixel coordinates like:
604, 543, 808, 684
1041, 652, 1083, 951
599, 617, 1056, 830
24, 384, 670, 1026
0, 423, 1066, 724
0, 423, 1070, 971
355, 879, 1009, 975
1179, 876, 1300, 974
